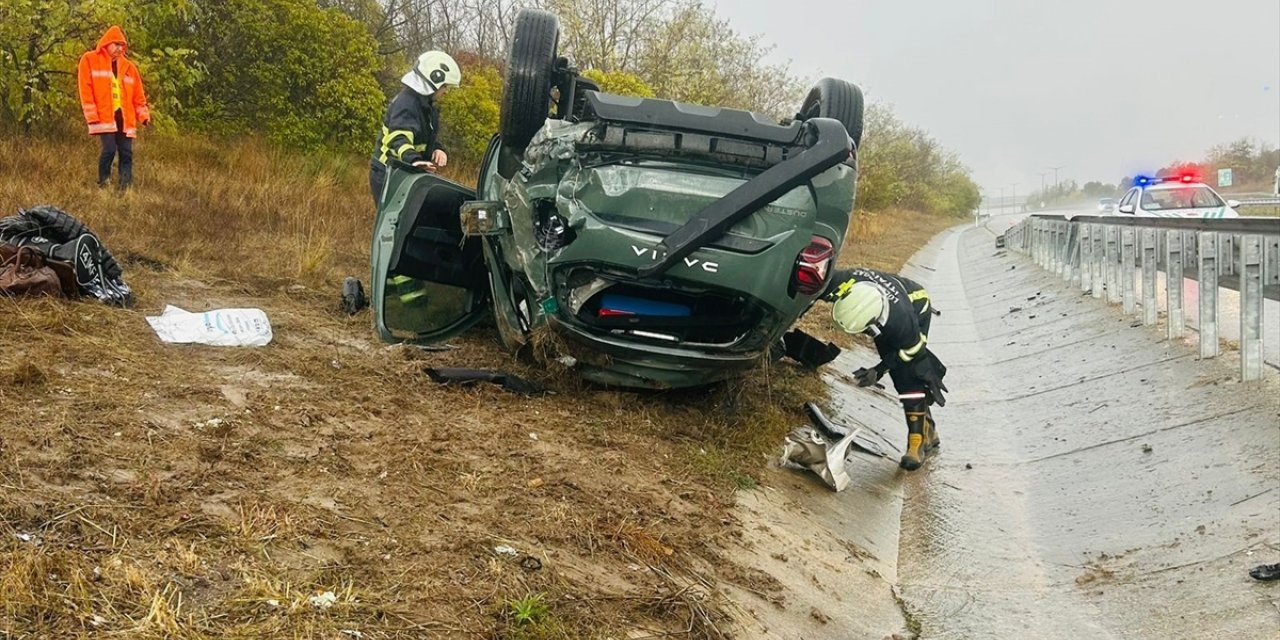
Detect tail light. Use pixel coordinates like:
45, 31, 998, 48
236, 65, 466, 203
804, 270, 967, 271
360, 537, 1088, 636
791, 235, 834, 296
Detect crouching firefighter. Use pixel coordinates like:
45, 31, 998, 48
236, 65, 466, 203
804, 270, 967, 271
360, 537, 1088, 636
826, 268, 948, 471
368, 50, 461, 208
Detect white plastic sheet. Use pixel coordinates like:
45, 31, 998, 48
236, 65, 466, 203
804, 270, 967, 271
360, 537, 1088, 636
146, 305, 273, 347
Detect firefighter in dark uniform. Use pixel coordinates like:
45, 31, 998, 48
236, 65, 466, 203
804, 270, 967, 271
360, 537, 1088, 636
369, 50, 461, 207
825, 268, 948, 471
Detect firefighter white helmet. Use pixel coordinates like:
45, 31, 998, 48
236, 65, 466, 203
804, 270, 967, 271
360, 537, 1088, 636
402, 50, 462, 96
832, 281, 889, 335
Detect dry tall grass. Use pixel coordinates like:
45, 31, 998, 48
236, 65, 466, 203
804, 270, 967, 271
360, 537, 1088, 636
0, 131, 960, 638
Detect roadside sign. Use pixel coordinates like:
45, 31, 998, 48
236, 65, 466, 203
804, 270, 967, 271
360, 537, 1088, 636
1218, 168, 1233, 188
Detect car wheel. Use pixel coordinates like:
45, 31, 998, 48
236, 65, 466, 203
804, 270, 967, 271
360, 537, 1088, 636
498, 8, 560, 178
797, 78, 864, 148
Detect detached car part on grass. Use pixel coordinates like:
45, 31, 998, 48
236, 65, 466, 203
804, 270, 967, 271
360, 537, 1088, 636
368, 8, 863, 389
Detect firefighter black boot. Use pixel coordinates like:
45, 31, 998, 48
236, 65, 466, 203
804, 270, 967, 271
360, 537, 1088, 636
900, 410, 928, 471
923, 408, 941, 452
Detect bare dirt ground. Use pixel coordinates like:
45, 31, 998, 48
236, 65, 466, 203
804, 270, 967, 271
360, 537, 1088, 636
0, 134, 960, 639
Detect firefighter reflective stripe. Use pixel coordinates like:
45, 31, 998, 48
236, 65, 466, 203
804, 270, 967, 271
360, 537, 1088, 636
908, 289, 928, 302
920, 299, 931, 314
898, 334, 927, 362
378, 127, 426, 164
833, 279, 855, 299
90, 70, 113, 78
88, 122, 117, 134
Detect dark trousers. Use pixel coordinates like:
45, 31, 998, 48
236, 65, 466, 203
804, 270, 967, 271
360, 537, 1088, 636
97, 112, 132, 188
369, 160, 387, 210
888, 308, 937, 407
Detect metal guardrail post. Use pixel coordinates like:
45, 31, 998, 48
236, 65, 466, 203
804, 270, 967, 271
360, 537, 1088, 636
1080, 223, 1092, 292
1066, 222, 1077, 283
1105, 226, 1119, 303
1121, 227, 1137, 314
1166, 230, 1184, 339
1049, 221, 1058, 272
1265, 237, 1279, 286
1240, 235, 1264, 381
1220, 234, 1234, 277
1040, 220, 1048, 267
1092, 223, 1104, 299
1071, 223, 1083, 288
1198, 231, 1219, 359
1141, 228, 1157, 325
1042, 220, 1051, 268
1053, 221, 1059, 270
1031, 220, 1039, 263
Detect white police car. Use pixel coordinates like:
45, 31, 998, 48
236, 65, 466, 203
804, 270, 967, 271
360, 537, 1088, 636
1114, 175, 1240, 219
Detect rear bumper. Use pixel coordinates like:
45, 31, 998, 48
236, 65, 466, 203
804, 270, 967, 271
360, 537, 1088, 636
548, 315, 762, 389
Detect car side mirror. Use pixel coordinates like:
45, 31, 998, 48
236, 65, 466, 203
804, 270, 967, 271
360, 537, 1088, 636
1226, 199, 1241, 208
1118, 204, 1135, 214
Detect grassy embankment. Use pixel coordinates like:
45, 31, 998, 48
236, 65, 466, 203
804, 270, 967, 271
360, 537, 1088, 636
0, 132, 960, 639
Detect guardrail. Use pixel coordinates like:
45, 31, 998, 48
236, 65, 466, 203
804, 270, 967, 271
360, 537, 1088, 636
1237, 197, 1280, 206
1002, 214, 1280, 381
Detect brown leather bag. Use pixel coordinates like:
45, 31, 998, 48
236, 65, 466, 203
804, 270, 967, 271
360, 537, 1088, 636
0, 243, 78, 298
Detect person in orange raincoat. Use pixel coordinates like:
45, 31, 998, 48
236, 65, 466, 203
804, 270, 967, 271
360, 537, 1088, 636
77, 25, 151, 190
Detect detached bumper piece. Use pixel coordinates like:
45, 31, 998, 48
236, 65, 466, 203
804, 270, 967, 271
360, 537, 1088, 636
424, 367, 547, 395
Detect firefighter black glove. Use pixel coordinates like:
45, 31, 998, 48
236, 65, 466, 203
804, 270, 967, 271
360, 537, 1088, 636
909, 349, 949, 407
853, 366, 883, 387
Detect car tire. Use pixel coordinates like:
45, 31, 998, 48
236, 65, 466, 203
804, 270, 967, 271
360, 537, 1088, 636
797, 78, 864, 148
3, 205, 125, 280
498, 8, 560, 178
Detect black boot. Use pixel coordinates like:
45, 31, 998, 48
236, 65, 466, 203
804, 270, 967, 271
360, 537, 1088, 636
900, 410, 928, 471
923, 407, 941, 452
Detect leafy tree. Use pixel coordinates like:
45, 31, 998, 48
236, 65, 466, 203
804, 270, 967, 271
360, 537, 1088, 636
0, 0, 118, 131
436, 62, 502, 165
183, 0, 385, 150
581, 68, 654, 97
856, 103, 980, 216
635, 2, 803, 117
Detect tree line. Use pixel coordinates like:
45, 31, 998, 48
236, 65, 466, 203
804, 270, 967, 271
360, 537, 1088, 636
0, 0, 980, 217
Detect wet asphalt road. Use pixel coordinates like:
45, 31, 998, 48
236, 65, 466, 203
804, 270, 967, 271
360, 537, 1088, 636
892, 222, 1280, 638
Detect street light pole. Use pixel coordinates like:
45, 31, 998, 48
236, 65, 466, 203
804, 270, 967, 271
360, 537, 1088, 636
1049, 165, 1064, 190
1038, 171, 1048, 204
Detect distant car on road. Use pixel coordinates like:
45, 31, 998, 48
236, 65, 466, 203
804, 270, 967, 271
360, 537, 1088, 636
1097, 197, 1114, 212
1112, 175, 1240, 219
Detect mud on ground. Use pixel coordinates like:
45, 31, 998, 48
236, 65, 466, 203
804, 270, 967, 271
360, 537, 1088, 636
0, 135, 962, 638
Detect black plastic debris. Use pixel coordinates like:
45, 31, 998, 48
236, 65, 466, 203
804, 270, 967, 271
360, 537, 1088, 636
1249, 563, 1280, 581
782, 329, 841, 369
0, 205, 133, 307
424, 367, 547, 395
340, 276, 369, 315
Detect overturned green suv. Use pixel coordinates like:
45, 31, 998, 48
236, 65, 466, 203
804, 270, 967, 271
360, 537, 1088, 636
369, 8, 863, 389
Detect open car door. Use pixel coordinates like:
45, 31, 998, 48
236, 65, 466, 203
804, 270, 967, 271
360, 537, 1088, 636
370, 163, 489, 343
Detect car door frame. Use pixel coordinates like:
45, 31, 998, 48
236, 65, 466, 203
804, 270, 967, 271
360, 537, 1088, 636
369, 161, 490, 344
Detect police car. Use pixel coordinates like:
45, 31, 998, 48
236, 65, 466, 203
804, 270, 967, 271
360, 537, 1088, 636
1113, 174, 1241, 218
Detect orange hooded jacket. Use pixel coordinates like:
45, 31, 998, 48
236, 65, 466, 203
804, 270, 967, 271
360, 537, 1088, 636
77, 26, 151, 137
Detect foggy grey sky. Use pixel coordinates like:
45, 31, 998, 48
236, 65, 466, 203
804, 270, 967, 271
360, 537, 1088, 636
714, 0, 1280, 195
